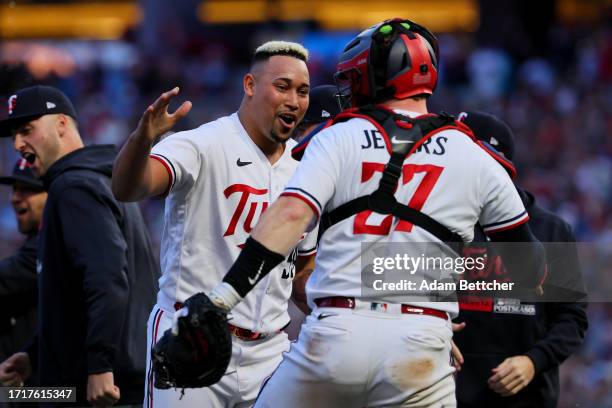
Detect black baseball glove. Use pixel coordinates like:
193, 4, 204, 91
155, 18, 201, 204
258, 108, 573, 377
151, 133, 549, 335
151, 292, 232, 389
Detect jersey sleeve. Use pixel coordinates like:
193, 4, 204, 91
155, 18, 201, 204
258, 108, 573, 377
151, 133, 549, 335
478, 157, 529, 234
281, 129, 340, 231
150, 129, 202, 193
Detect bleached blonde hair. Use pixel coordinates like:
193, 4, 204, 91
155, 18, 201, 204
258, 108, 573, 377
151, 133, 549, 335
251, 41, 309, 66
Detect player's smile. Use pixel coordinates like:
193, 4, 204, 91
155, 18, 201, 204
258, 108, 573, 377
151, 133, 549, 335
14, 205, 28, 216
277, 112, 298, 132
10, 184, 46, 234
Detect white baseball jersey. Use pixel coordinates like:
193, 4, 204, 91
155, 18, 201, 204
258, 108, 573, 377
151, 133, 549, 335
282, 110, 528, 316
150, 112, 316, 332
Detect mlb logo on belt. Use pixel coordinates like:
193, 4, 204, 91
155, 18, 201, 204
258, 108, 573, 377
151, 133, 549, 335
370, 302, 388, 312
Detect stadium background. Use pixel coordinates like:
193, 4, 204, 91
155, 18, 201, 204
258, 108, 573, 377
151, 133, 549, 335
0, 0, 610, 406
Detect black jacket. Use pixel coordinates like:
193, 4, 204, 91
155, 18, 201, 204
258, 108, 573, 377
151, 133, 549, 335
28, 145, 159, 405
0, 234, 38, 363
454, 188, 588, 408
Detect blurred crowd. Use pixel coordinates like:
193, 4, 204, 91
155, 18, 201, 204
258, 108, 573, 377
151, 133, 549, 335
0, 10, 610, 407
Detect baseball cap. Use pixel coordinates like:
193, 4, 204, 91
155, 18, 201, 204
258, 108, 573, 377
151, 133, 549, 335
301, 85, 345, 125
0, 158, 44, 189
0, 85, 77, 137
458, 111, 515, 160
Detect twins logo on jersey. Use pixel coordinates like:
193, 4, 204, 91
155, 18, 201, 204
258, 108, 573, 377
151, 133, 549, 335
223, 184, 269, 238
223, 183, 297, 280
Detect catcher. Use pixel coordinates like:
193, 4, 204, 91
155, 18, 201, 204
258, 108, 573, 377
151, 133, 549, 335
158, 18, 547, 407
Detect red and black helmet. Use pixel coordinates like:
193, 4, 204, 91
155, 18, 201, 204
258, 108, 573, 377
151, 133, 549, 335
334, 18, 439, 107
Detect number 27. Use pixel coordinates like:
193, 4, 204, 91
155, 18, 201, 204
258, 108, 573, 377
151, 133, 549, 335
354, 162, 444, 235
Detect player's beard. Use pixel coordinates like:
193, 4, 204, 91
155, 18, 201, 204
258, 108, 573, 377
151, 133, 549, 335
269, 129, 291, 144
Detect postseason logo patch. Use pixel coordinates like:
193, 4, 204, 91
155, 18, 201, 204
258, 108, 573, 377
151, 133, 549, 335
493, 298, 536, 315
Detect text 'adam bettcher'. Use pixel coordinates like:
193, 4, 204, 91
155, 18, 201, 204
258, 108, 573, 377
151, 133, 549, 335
370, 254, 515, 292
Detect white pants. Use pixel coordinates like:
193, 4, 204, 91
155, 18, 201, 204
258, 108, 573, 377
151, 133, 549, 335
255, 307, 456, 408
144, 305, 290, 408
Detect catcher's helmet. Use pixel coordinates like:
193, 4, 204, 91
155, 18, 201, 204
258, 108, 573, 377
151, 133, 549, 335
335, 18, 439, 107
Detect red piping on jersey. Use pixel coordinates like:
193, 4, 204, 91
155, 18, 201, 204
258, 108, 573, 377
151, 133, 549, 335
485, 214, 530, 234
150, 155, 173, 196
280, 192, 321, 218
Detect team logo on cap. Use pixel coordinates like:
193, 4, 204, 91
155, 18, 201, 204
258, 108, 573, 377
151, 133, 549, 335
7, 95, 17, 115
46, 102, 56, 109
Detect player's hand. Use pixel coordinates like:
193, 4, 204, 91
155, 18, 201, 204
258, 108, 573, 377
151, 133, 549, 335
87, 372, 121, 407
488, 355, 535, 396
133, 87, 192, 143
451, 322, 466, 371
0, 352, 31, 386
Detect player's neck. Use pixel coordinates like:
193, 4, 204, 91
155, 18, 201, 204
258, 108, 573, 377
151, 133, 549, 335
237, 109, 286, 164
384, 98, 428, 115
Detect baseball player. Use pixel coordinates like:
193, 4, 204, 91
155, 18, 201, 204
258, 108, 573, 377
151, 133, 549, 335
208, 18, 546, 407
111, 41, 316, 407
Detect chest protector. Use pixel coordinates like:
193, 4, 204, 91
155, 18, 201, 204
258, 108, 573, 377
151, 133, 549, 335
291, 105, 516, 253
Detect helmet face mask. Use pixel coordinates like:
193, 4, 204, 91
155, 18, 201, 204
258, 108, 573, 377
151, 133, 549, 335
334, 67, 363, 109
335, 18, 439, 107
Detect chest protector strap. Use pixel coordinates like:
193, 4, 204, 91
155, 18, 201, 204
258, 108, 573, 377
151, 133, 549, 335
318, 105, 466, 252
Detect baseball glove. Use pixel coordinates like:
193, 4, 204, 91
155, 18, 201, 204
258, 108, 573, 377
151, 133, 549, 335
151, 292, 232, 389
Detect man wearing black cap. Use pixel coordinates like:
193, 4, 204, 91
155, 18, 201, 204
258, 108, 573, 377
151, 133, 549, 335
0, 159, 46, 368
454, 111, 588, 408
0, 85, 159, 407
293, 84, 344, 142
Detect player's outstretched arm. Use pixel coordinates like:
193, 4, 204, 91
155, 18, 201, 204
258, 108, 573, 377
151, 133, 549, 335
112, 87, 192, 202
209, 196, 316, 311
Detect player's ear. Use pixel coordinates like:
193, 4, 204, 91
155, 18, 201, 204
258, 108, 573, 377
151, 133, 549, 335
243, 73, 256, 97
56, 114, 69, 138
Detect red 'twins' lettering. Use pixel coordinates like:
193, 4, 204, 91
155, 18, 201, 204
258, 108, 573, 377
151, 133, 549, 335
223, 184, 268, 237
